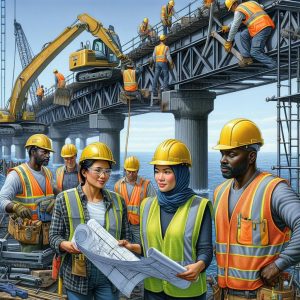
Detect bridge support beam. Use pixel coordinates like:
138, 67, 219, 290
89, 113, 125, 170
13, 137, 27, 160
2, 138, 12, 159
162, 90, 215, 191
48, 126, 68, 165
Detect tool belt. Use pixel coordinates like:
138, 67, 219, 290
8, 215, 50, 245
71, 254, 87, 277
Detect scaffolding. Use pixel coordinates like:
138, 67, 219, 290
0, 0, 5, 109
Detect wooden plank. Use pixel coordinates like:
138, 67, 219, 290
211, 31, 244, 61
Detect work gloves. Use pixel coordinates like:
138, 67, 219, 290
45, 198, 55, 214
221, 25, 230, 33
224, 41, 233, 52
12, 203, 32, 219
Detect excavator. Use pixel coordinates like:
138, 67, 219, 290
0, 13, 130, 123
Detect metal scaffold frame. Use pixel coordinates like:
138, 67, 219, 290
0, 0, 5, 109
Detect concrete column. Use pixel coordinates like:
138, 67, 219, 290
0, 143, 2, 159
2, 138, 12, 158
78, 137, 87, 150
89, 113, 125, 170
48, 126, 68, 165
69, 137, 76, 145
162, 90, 215, 190
12, 137, 28, 160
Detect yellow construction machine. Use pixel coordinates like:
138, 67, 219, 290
0, 13, 130, 123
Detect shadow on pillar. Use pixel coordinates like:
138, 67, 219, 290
162, 90, 215, 191
2, 138, 12, 159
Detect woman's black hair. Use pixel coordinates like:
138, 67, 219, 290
79, 159, 112, 184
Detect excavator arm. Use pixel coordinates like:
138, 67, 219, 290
5, 13, 129, 123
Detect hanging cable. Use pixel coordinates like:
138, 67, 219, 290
11, 39, 17, 95
124, 98, 131, 165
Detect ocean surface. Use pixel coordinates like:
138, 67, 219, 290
0, 151, 278, 276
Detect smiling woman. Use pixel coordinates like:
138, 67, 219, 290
49, 142, 131, 300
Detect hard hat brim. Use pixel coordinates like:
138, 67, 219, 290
25, 145, 55, 152
79, 157, 116, 164
149, 160, 191, 166
213, 144, 238, 150
124, 168, 139, 172
61, 154, 77, 158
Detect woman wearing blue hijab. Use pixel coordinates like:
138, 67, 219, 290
120, 139, 213, 299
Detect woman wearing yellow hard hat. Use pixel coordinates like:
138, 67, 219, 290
49, 142, 131, 300
120, 139, 213, 299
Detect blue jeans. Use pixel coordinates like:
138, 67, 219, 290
152, 62, 169, 94
235, 26, 276, 69
66, 265, 119, 300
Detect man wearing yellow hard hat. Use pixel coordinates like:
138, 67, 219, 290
222, 0, 276, 68
53, 69, 66, 88
0, 134, 57, 252
213, 118, 300, 298
55, 143, 80, 192
138, 17, 155, 44
161, 0, 177, 35
114, 156, 156, 244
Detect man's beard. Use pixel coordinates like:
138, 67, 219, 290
221, 159, 248, 179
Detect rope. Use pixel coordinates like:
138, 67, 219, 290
124, 98, 131, 165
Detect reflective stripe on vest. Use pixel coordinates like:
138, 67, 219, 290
140, 196, 212, 297
236, 1, 275, 37
214, 172, 290, 290
10, 163, 54, 220
114, 178, 150, 225
155, 44, 168, 63
56, 165, 80, 191
123, 69, 138, 92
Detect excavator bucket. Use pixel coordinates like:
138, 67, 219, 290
53, 88, 71, 106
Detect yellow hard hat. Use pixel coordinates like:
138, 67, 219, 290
150, 139, 192, 166
168, 0, 175, 7
213, 118, 264, 150
53, 69, 58, 73
225, 0, 238, 10
61, 144, 77, 158
124, 156, 140, 171
160, 34, 166, 41
25, 134, 54, 152
143, 17, 149, 24
79, 142, 116, 164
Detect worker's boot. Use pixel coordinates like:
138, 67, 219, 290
238, 57, 253, 67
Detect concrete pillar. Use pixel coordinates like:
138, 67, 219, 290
2, 138, 12, 158
89, 113, 125, 170
12, 137, 27, 160
69, 137, 76, 145
48, 126, 68, 165
162, 90, 215, 190
0, 143, 2, 159
78, 137, 87, 150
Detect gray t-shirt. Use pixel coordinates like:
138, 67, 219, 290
228, 171, 300, 270
0, 163, 52, 213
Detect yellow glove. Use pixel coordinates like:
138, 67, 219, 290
46, 199, 55, 214
13, 203, 32, 219
222, 25, 230, 33
224, 41, 233, 52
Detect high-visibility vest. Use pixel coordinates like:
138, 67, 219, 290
123, 69, 138, 92
236, 1, 275, 37
161, 5, 173, 26
63, 188, 124, 276
56, 165, 80, 191
139, 23, 150, 34
214, 172, 290, 291
114, 177, 150, 225
36, 87, 44, 97
10, 163, 54, 221
140, 196, 212, 297
155, 44, 169, 63
55, 72, 65, 88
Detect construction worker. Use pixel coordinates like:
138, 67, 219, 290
0, 134, 57, 252
119, 139, 213, 299
114, 156, 156, 244
213, 118, 300, 298
161, 0, 177, 35
152, 34, 174, 97
49, 142, 131, 299
121, 63, 143, 102
36, 85, 44, 102
55, 144, 80, 192
223, 0, 276, 68
138, 18, 155, 44
53, 69, 66, 88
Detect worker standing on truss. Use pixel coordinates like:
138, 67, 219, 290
222, 0, 277, 69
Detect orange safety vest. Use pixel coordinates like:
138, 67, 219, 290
155, 44, 169, 63
36, 87, 44, 97
161, 5, 174, 26
214, 172, 290, 291
114, 177, 150, 225
236, 1, 275, 37
55, 72, 65, 88
123, 69, 138, 92
56, 165, 81, 191
10, 163, 54, 221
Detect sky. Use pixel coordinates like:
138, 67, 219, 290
4, 0, 284, 153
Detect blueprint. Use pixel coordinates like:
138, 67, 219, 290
73, 219, 191, 297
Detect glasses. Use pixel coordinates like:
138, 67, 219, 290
88, 167, 112, 177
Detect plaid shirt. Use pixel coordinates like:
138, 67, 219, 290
49, 184, 131, 295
